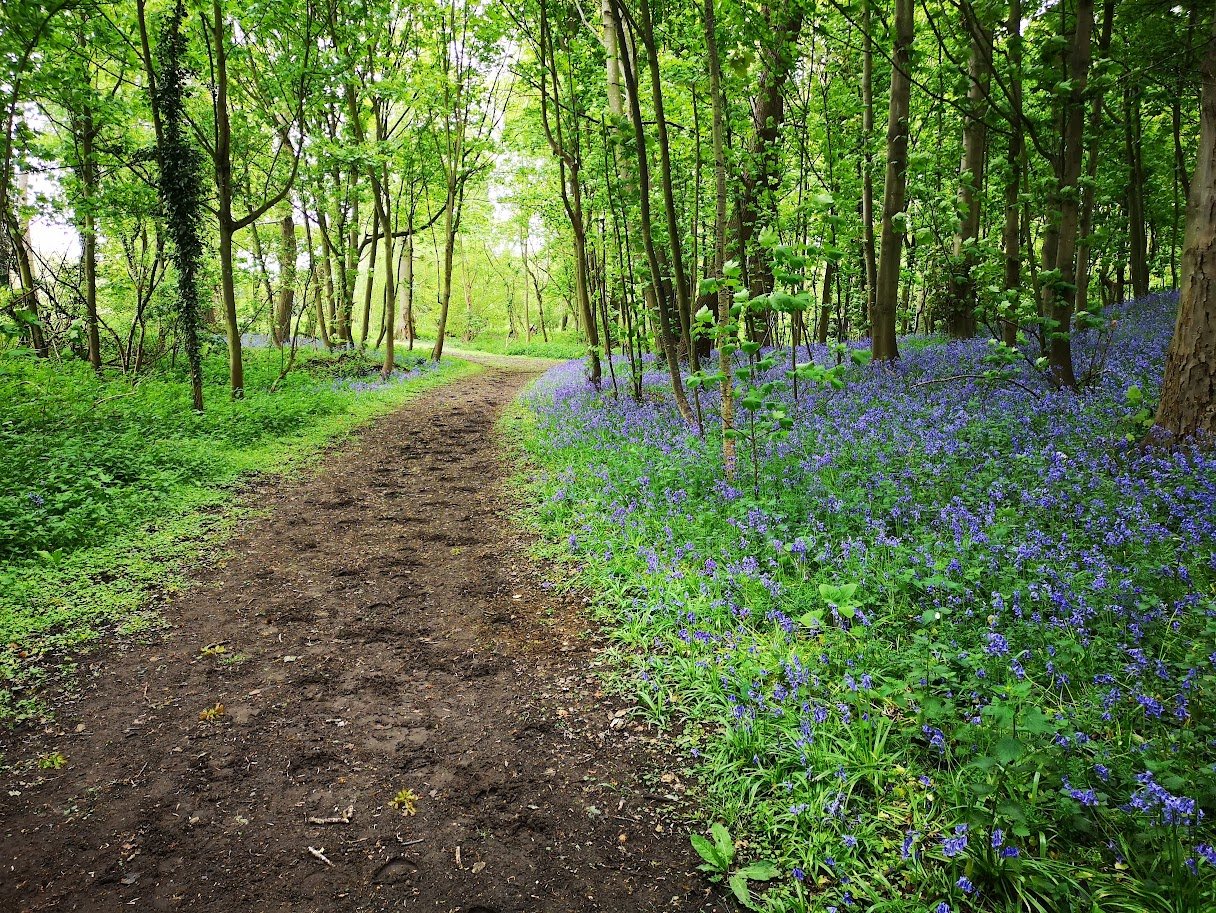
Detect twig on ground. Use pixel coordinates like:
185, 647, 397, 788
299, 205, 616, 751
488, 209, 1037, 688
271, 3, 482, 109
308, 805, 354, 825
307, 846, 335, 867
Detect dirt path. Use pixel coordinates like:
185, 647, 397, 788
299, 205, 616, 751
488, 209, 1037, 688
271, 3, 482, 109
0, 368, 704, 913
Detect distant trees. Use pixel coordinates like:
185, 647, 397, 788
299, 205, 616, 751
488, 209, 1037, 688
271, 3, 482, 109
1, 0, 1214, 434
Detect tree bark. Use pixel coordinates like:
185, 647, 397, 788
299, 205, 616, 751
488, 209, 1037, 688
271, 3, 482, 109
872, 0, 913, 361
211, 0, 245, 396
1155, 10, 1216, 439
608, 0, 694, 422
1043, 0, 1095, 390
705, 0, 735, 476
1125, 84, 1150, 298
275, 207, 297, 345
860, 0, 878, 334
946, 4, 991, 339
1001, 0, 1024, 347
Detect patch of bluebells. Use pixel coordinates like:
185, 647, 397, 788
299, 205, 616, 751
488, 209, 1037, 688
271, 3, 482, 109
522, 294, 1216, 908
329, 359, 439, 393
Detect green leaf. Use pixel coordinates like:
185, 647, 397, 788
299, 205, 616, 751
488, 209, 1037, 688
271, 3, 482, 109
711, 822, 734, 866
728, 872, 755, 908
737, 861, 780, 881
994, 736, 1024, 764
690, 833, 725, 871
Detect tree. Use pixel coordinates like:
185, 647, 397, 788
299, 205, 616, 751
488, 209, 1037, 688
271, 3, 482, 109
872, 0, 913, 362
1155, 8, 1216, 439
139, 0, 206, 410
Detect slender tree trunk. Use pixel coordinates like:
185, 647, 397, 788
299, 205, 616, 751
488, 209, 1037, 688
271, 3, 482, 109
360, 208, 379, 348
1043, 0, 1095, 389
946, 4, 991, 338
637, 0, 693, 371
211, 0, 245, 397
608, 0, 694, 422
861, 0, 878, 333
431, 182, 457, 362
276, 206, 297, 345
79, 106, 102, 372
1074, 0, 1114, 318
1001, 0, 1024, 347
705, 0, 735, 476
403, 231, 415, 349
1126, 85, 1150, 298
873, 0, 913, 361
1155, 10, 1216, 439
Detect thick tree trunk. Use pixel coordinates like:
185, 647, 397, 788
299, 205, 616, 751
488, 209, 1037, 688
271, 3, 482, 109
1155, 13, 1216, 439
872, 0, 913, 361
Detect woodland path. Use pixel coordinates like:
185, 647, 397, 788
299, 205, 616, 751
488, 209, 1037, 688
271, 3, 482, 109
0, 366, 705, 913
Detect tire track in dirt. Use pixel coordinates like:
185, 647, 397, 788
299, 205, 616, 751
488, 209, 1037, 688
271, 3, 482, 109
0, 368, 706, 913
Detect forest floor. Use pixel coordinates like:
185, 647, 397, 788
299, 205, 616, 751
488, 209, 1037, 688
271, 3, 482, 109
0, 365, 704, 913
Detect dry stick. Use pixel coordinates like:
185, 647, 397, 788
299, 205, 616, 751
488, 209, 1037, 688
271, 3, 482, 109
307, 846, 334, 867
308, 805, 354, 825
909, 373, 1039, 397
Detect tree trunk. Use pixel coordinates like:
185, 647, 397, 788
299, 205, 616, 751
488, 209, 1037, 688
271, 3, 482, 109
872, 0, 913, 361
359, 208, 379, 348
730, 3, 805, 343
212, 0, 245, 397
946, 4, 991, 339
1043, 0, 1095, 389
430, 182, 457, 362
79, 107, 102, 372
1155, 11, 1216, 439
1074, 0, 1115, 318
276, 207, 297, 345
860, 0, 878, 334
705, 0, 735, 476
403, 231, 415, 349
608, 0, 694, 422
1001, 0, 1024, 348
1126, 84, 1151, 298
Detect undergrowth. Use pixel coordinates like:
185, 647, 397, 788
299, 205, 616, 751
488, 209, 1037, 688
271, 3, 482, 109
0, 346, 477, 723
514, 295, 1216, 912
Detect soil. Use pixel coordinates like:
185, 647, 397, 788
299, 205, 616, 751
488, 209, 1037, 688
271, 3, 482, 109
0, 366, 709, 913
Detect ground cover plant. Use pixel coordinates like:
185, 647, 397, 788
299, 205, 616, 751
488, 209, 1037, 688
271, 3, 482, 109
0, 346, 475, 722
518, 293, 1216, 912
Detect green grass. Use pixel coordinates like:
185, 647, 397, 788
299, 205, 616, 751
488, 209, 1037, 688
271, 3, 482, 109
0, 346, 479, 723
454, 328, 585, 360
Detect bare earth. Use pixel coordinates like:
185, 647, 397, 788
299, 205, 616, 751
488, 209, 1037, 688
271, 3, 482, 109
0, 366, 706, 913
